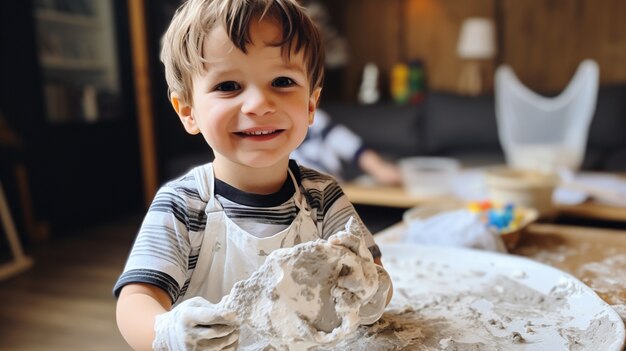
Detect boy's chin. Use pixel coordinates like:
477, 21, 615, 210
218, 154, 291, 170
243, 157, 291, 170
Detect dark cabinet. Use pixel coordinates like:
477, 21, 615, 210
0, 0, 143, 233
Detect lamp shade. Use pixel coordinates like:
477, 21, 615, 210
457, 18, 496, 59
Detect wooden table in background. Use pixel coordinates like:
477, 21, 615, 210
341, 182, 626, 223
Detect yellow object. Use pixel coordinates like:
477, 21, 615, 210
467, 202, 482, 213
391, 63, 409, 104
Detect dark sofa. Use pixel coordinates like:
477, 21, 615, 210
320, 83, 626, 178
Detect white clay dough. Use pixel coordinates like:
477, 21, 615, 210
216, 217, 390, 350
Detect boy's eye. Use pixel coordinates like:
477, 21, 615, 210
272, 77, 296, 87
215, 81, 241, 92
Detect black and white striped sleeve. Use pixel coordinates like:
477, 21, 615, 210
113, 185, 196, 303
299, 166, 381, 259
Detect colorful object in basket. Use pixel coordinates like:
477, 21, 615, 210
467, 201, 525, 234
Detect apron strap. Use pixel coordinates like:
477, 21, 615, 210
184, 212, 220, 299
184, 165, 222, 302
288, 168, 311, 217
288, 168, 321, 238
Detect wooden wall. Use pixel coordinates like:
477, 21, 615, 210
329, 0, 626, 100
403, 0, 495, 92
341, 0, 402, 101
500, 0, 626, 92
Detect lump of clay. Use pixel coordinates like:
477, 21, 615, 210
221, 217, 391, 349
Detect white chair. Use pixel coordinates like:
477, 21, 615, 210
495, 59, 599, 173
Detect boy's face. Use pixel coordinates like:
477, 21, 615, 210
173, 18, 321, 172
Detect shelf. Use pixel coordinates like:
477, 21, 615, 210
41, 57, 106, 71
35, 9, 98, 28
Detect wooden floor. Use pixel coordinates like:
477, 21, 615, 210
0, 215, 141, 351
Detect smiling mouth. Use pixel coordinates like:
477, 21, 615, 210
236, 129, 284, 137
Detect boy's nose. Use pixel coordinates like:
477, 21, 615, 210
241, 87, 275, 116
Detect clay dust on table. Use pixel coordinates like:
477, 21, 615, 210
515, 243, 626, 322
327, 253, 623, 351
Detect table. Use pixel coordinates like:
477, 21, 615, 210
511, 224, 626, 308
341, 182, 454, 208
375, 222, 626, 316
341, 181, 626, 222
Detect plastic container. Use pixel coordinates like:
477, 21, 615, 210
495, 60, 599, 174
485, 166, 559, 218
399, 157, 460, 198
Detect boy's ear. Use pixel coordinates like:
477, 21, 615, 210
308, 87, 322, 125
171, 93, 200, 135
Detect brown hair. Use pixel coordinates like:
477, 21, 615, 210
160, 0, 324, 104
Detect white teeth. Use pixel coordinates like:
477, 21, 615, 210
243, 130, 275, 136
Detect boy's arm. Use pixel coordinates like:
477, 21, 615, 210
117, 283, 239, 351
116, 283, 172, 351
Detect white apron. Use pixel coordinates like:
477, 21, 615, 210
181, 164, 320, 304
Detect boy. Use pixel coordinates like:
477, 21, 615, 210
114, 0, 390, 350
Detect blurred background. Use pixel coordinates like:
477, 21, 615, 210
0, 0, 625, 349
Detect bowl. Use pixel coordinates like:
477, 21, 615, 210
399, 157, 460, 198
484, 166, 559, 218
490, 206, 539, 250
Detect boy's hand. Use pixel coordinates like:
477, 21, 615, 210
153, 296, 239, 351
329, 234, 391, 324
358, 265, 391, 324
329, 231, 363, 257
329, 232, 374, 298
328, 216, 372, 260
329, 217, 392, 325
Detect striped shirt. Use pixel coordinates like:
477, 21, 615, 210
113, 160, 380, 304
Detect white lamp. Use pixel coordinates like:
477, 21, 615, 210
457, 18, 496, 95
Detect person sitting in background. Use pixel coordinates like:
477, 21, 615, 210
292, 108, 403, 185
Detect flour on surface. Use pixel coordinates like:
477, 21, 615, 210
339, 245, 625, 351
514, 242, 626, 323
577, 253, 626, 306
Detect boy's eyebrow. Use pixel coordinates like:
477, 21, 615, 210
200, 67, 239, 83
274, 62, 306, 74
